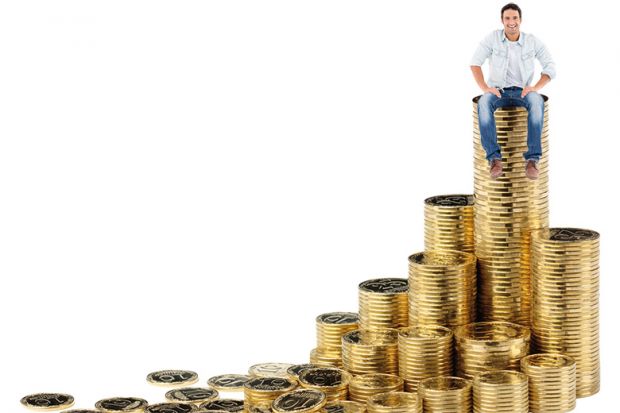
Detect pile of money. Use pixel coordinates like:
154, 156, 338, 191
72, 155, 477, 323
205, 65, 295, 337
521, 353, 576, 413
310, 348, 343, 369
244, 377, 297, 411
531, 227, 600, 398
323, 400, 366, 413
418, 376, 472, 413
272, 389, 327, 413
454, 321, 530, 379
366, 392, 421, 413
407, 251, 476, 327
249, 364, 295, 379
348, 374, 404, 404
341, 330, 399, 375
358, 278, 408, 330
298, 368, 351, 402
472, 98, 550, 326
424, 194, 475, 253
473, 371, 528, 413
312, 312, 359, 368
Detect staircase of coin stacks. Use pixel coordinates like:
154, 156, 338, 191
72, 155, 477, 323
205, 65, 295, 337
19, 98, 599, 413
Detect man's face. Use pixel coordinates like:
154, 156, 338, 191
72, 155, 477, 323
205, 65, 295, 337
502, 9, 521, 37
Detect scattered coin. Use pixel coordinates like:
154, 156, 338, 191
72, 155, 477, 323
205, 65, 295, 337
20, 393, 75, 411
207, 374, 250, 391
198, 400, 244, 413
248, 363, 294, 378
94, 397, 148, 412
147, 370, 199, 387
272, 389, 326, 413
144, 403, 197, 413
165, 388, 218, 404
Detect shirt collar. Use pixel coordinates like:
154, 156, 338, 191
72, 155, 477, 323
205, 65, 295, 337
501, 30, 524, 45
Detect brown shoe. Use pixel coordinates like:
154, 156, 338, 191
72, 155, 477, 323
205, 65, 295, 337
489, 159, 503, 179
526, 160, 539, 180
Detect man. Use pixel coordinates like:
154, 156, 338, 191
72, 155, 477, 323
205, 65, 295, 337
470, 3, 556, 180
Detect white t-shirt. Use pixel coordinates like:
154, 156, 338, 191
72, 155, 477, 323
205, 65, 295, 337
505, 40, 524, 88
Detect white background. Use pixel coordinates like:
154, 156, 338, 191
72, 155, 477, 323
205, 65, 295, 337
1, 0, 618, 411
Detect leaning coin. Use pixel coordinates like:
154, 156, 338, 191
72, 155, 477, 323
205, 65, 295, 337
95, 397, 148, 412
249, 363, 294, 378
272, 389, 326, 413
20, 393, 75, 411
165, 388, 218, 404
198, 400, 244, 412
147, 370, 199, 387
144, 403, 197, 413
207, 374, 250, 391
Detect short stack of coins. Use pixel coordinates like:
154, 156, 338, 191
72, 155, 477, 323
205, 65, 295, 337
407, 251, 476, 327
472, 98, 550, 326
521, 353, 576, 413
473, 370, 528, 413
418, 376, 472, 413
358, 278, 408, 330
397, 325, 453, 392
454, 321, 530, 379
314, 312, 359, 368
366, 392, 421, 413
244, 377, 297, 411
272, 389, 327, 413
310, 348, 343, 368
298, 367, 351, 402
348, 374, 404, 404
341, 329, 399, 375
424, 194, 475, 253
531, 227, 600, 398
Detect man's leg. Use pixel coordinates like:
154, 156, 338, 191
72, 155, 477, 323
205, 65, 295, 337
522, 92, 545, 161
477, 93, 502, 162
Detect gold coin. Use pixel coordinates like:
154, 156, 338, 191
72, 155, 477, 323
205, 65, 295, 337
165, 388, 219, 404
521, 353, 576, 413
198, 399, 244, 412
473, 371, 528, 413
147, 370, 199, 387
418, 376, 471, 413
322, 401, 366, 413
144, 403, 197, 413
20, 393, 75, 411
207, 374, 250, 391
272, 389, 327, 413
249, 363, 295, 378
366, 392, 421, 413
287, 364, 319, 379
95, 397, 148, 412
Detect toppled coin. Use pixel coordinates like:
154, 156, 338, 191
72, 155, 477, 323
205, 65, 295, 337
198, 399, 244, 412
165, 388, 218, 404
20, 393, 75, 411
207, 374, 250, 391
95, 397, 148, 412
147, 370, 199, 387
144, 403, 197, 413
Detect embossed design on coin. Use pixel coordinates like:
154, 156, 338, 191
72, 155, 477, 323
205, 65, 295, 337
549, 228, 599, 242
147, 370, 199, 386
144, 403, 196, 413
245, 377, 296, 392
316, 313, 358, 325
425, 195, 473, 207
20, 393, 75, 411
358, 278, 408, 294
199, 399, 244, 412
323, 401, 365, 413
95, 397, 149, 412
272, 389, 326, 413
299, 368, 349, 387
207, 374, 250, 391
248, 363, 294, 378
165, 388, 218, 403
286, 364, 318, 378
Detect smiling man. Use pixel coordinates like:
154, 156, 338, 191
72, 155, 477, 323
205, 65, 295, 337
470, 3, 556, 180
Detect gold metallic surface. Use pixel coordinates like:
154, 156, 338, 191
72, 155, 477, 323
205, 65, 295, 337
358, 278, 408, 330
366, 392, 421, 413
271, 389, 327, 413
531, 227, 600, 398
341, 329, 399, 376
249, 364, 295, 379
418, 376, 472, 413
473, 97, 550, 325
397, 325, 453, 392
298, 368, 351, 402
316, 312, 359, 351
20, 393, 76, 411
454, 321, 530, 379
424, 195, 475, 253
407, 251, 477, 327
244, 377, 297, 411
521, 353, 576, 413
322, 400, 366, 413
348, 374, 404, 404
473, 370, 528, 413
310, 348, 344, 369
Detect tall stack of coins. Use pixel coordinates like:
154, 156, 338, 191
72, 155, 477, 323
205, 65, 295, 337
272, 389, 327, 413
358, 279, 408, 330
407, 251, 476, 327
531, 227, 600, 398
473, 371, 528, 413
454, 321, 530, 379
366, 392, 421, 413
521, 353, 576, 413
310, 348, 343, 368
348, 374, 404, 404
314, 312, 359, 367
397, 326, 453, 392
472, 97, 550, 325
341, 329, 399, 375
244, 377, 297, 411
424, 195, 475, 253
298, 368, 351, 402
418, 376, 472, 413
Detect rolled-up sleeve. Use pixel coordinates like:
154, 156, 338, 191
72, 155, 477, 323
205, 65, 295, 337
470, 33, 493, 66
535, 37, 556, 79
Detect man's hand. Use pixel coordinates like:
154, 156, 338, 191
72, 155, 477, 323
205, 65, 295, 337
521, 86, 538, 98
484, 87, 501, 98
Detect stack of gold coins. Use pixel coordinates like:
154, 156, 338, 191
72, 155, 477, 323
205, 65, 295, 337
407, 251, 476, 327
323, 400, 366, 413
298, 367, 351, 402
531, 227, 600, 398
398, 325, 453, 392
473, 371, 528, 413
348, 374, 404, 404
418, 376, 472, 413
272, 389, 327, 413
366, 392, 421, 413
244, 377, 297, 411
358, 278, 408, 330
521, 353, 576, 413
315, 312, 359, 366
309, 348, 343, 368
454, 321, 530, 379
472, 97, 550, 326
424, 195, 475, 253
341, 329, 399, 375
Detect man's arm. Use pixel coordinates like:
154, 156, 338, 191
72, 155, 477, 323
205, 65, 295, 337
471, 65, 501, 98
470, 32, 500, 97
522, 36, 555, 97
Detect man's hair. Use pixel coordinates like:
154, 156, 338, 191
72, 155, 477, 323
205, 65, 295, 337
501, 3, 522, 19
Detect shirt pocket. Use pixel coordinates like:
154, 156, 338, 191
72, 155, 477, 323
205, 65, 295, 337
490, 48, 507, 68
521, 50, 535, 72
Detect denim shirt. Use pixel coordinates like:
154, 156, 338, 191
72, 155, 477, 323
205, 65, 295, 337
471, 30, 556, 88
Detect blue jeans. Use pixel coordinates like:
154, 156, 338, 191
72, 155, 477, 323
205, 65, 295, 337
477, 87, 544, 162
